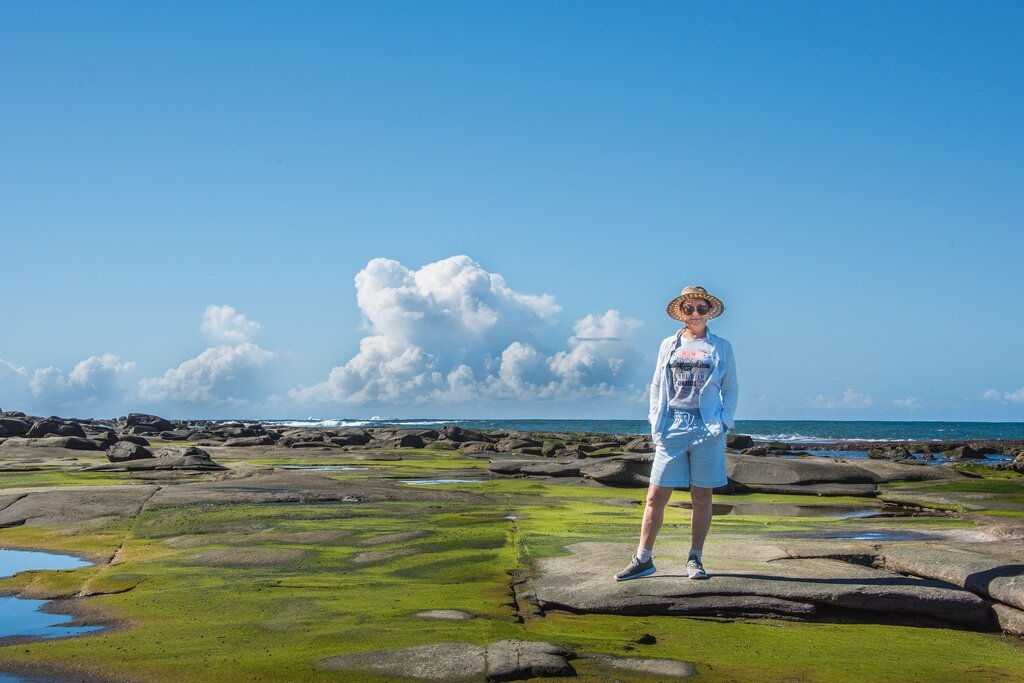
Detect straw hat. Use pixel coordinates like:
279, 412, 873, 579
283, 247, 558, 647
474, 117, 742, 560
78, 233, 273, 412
666, 285, 725, 321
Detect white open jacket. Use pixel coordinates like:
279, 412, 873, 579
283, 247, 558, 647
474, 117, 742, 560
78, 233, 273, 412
648, 328, 738, 440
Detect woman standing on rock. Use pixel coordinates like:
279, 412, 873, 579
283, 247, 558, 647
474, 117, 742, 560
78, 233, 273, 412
616, 285, 738, 581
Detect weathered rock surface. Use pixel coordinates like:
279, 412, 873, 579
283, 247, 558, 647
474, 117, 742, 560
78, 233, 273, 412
124, 413, 174, 432
0, 485, 159, 529
319, 640, 576, 681
879, 541, 1024, 611
531, 542, 994, 630
106, 441, 154, 462
585, 654, 697, 678
727, 454, 963, 486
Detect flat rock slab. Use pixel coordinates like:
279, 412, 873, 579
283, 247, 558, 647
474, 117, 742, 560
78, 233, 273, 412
0, 485, 159, 529
879, 541, 1024, 610
878, 489, 1024, 513
414, 609, 475, 620
187, 548, 311, 568
728, 454, 964, 486
320, 640, 576, 681
532, 542, 994, 630
585, 654, 697, 678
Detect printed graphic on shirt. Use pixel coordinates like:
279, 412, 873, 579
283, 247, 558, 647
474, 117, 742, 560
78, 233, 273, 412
668, 338, 713, 410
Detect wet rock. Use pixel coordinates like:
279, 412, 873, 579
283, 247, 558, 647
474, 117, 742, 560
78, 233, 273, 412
869, 446, 914, 461
125, 413, 174, 432
319, 640, 576, 681
107, 441, 154, 462
943, 445, 986, 460
997, 455, 1024, 474
726, 434, 755, 450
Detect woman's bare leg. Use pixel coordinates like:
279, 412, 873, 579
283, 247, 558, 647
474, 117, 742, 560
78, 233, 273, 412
638, 484, 675, 551
689, 485, 714, 552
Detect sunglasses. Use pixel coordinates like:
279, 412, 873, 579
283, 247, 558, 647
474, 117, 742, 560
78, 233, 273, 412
681, 304, 710, 316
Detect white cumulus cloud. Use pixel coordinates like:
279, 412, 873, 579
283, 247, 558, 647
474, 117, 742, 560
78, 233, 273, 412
289, 255, 642, 405
201, 305, 261, 345
139, 307, 274, 404
29, 354, 136, 405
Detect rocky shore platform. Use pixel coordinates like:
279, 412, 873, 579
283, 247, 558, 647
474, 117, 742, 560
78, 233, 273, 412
1, 410, 1022, 682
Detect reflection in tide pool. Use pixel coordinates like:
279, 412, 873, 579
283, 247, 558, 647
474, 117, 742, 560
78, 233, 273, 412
0, 597, 103, 639
1, 549, 91, 578
399, 479, 485, 485
1, 549, 101, 641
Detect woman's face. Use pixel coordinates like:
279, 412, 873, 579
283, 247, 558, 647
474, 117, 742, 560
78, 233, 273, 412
680, 298, 710, 325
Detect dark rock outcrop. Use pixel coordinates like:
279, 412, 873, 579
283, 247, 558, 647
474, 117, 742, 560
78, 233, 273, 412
107, 441, 154, 462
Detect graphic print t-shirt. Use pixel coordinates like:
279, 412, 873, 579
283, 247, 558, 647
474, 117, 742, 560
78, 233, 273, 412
668, 337, 714, 410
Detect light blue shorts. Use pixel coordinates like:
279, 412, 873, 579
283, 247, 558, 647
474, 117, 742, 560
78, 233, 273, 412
650, 409, 727, 489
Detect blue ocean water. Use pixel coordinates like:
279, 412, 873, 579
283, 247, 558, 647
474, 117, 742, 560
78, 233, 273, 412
258, 418, 1024, 442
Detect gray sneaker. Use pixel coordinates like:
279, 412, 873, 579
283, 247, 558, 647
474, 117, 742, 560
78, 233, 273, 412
615, 555, 656, 581
686, 555, 708, 580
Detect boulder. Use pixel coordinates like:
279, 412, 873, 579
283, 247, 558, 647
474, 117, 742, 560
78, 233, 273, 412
997, 455, 1024, 475
459, 441, 497, 452
378, 434, 426, 449
159, 429, 197, 441
126, 425, 160, 435
489, 460, 583, 478
943, 445, 986, 460
118, 434, 151, 446
28, 419, 85, 438
330, 432, 372, 446
580, 457, 652, 487
869, 445, 914, 461
107, 441, 154, 462
0, 417, 31, 436
125, 413, 174, 432
624, 437, 654, 453
439, 424, 494, 443
726, 433, 755, 450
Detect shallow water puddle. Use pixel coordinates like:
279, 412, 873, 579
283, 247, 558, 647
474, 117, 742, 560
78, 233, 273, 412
669, 502, 886, 518
0, 549, 101, 641
1, 549, 92, 578
399, 478, 486, 485
278, 465, 368, 471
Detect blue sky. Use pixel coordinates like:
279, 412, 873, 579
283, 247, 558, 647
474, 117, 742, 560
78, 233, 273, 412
1, 1, 1022, 421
